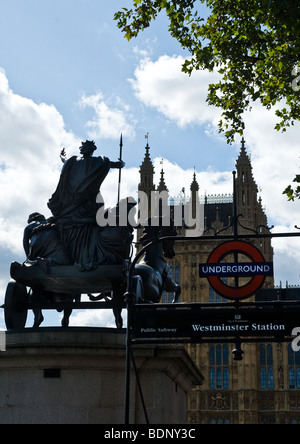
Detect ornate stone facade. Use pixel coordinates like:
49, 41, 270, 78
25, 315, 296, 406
138, 139, 300, 424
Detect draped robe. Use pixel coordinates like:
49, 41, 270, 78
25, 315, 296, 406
48, 155, 112, 271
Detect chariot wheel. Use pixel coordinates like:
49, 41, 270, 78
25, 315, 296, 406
4, 281, 28, 330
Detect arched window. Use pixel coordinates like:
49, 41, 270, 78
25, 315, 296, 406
260, 344, 274, 390
261, 369, 267, 390
290, 368, 296, 390
209, 286, 227, 303
288, 344, 300, 390
209, 345, 230, 390
268, 368, 274, 389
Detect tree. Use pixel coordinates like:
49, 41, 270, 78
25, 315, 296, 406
114, 0, 300, 144
283, 176, 300, 201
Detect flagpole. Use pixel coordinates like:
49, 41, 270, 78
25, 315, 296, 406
117, 134, 123, 204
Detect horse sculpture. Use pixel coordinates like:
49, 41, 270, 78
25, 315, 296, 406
86, 216, 181, 329
134, 216, 181, 304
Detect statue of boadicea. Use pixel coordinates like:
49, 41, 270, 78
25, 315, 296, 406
47, 140, 134, 271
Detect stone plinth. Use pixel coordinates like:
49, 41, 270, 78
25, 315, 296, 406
0, 328, 203, 424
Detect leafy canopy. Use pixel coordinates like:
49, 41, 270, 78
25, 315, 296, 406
283, 176, 300, 201
114, 0, 300, 144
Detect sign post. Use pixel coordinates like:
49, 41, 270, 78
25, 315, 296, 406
124, 170, 300, 422
199, 240, 273, 300
131, 302, 300, 343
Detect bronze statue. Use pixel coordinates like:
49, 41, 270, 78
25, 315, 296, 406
48, 140, 126, 271
134, 216, 181, 304
23, 212, 76, 328
4, 140, 180, 331
23, 212, 71, 269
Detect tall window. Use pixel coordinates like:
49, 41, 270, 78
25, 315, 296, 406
209, 282, 228, 303
209, 261, 228, 303
209, 287, 222, 303
162, 261, 181, 304
260, 344, 274, 389
288, 344, 300, 390
210, 345, 230, 389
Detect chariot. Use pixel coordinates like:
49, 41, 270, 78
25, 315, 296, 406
3, 260, 144, 330
2, 140, 180, 331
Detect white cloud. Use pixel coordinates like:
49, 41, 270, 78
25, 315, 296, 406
237, 105, 300, 285
68, 308, 119, 329
99, 167, 140, 209
130, 54, 300, 284
130, 55, 221, 128
0, 69, 80, 256
0, 69, 81, 326
0, 73, 138, 257
130, 54, 300, 224
0, 71, 141, 257
152, 158, 232, 199
133, 45, 151, 59
1, 55, 300, 331
79, 92, 137, 141
243, 104, 300, 228
0, 70, 138, 329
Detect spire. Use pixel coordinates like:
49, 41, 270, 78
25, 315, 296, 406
190, 169, 199, 193
190, 169, 200, 220
236, 137, 251, 167
139, 137, 155, 198
236, 138, 255, 176
241, 136, 246, 151
235, 137, 258, 209
157, 159, 168, 193
140, 141, 152, 168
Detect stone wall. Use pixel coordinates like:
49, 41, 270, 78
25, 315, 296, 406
0, 328, 203, 424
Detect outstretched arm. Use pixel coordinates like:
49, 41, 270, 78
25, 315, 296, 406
110, 160, 125, 169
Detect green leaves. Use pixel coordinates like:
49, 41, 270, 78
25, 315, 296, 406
283, 176, 300, 201
115, 0, 300, 144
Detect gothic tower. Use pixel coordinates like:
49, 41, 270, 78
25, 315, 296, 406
235, 138, 272, 262
136, 138, 284, 425
190, 171, 200, 220
138, 141, 155, 200
157, 163, 168, 193
236, 137, 258, 216
138, 141, 156, 231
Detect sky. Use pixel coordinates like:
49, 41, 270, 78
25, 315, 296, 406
0, 0, 300, 328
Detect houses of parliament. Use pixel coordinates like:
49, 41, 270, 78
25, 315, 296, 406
138, 139, 300, 425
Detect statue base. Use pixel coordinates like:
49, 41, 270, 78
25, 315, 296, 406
0, 328, 203, 424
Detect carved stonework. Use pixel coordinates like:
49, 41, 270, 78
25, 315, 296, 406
209, 393, 230, 411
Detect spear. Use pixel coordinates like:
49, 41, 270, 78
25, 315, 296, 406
117, 133, 123, 204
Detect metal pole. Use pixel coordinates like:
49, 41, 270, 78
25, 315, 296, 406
131, 350, 150, 424
232, 171, 238, 239
232, 171, 240, 292
125, 292, 133, 425
118, 134, 123, 204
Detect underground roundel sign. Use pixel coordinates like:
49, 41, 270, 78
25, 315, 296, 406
199, 241, 273, 301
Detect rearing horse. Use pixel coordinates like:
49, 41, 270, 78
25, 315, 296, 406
134, 217, 181, 304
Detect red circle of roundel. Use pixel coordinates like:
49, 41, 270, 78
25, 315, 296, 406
207, 241, 265, 300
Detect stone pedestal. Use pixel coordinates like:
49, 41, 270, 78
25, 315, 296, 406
0, 328, 203, 424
